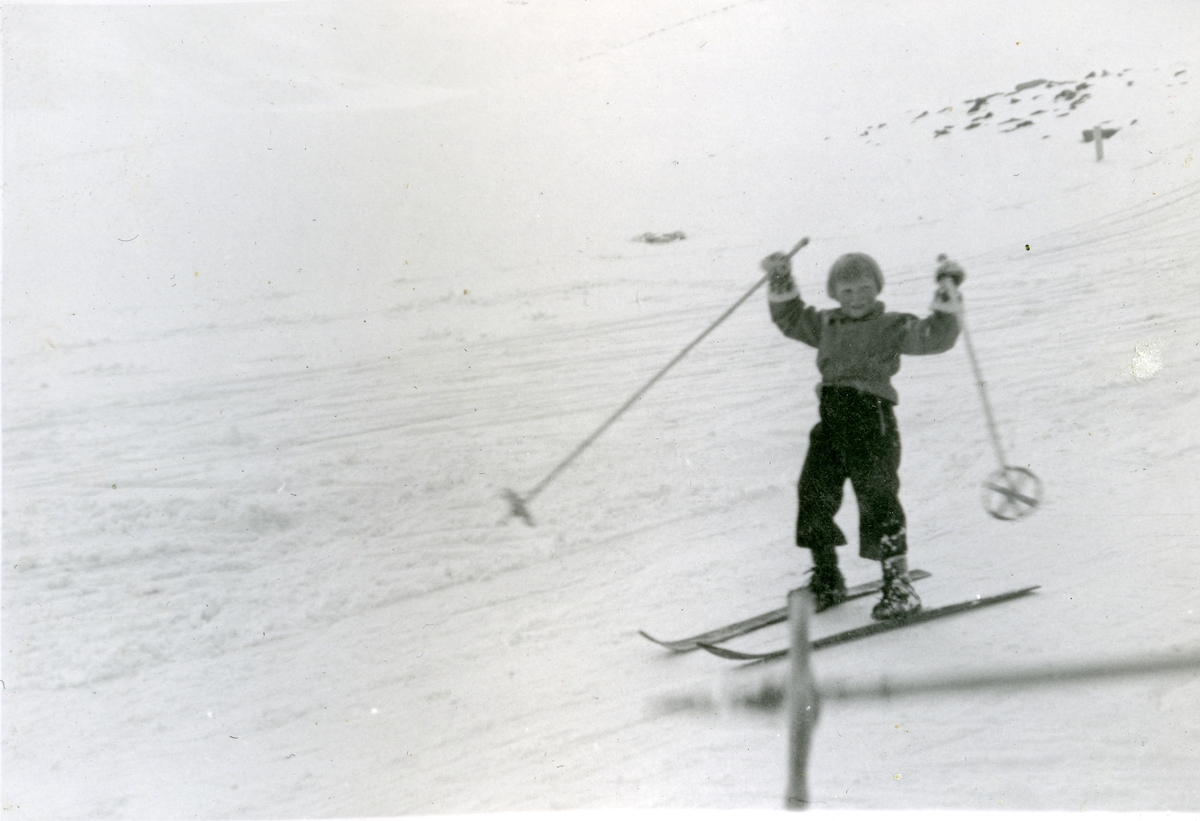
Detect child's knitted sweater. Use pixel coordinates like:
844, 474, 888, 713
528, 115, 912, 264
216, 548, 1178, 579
769, 293, 959, 404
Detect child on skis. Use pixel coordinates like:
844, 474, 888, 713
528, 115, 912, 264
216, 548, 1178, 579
761, 249, 964, 620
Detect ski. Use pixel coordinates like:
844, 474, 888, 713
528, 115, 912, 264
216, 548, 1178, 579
639, 569, 932, 652
696, 585, 1040, 662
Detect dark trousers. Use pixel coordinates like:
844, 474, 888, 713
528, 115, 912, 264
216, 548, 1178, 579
796, 387, 907, 561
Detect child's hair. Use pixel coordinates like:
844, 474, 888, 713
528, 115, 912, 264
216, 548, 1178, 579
827, 252, 884, 298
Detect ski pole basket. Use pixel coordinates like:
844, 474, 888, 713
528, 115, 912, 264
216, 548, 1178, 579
981, 465, 1043, 521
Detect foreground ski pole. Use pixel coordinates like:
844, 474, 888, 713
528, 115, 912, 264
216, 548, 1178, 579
785, 588, 818, 809
938, 255, 1042, 520
503, 237, 810, 525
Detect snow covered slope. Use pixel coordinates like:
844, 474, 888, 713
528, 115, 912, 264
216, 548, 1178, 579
4, 1, 1200, 816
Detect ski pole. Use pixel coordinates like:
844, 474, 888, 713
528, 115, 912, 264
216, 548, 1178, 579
938, 255, 1042, 520
503, 237, 810, 525
938, 256, 1007, 469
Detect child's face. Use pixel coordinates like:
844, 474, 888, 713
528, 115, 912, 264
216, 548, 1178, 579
832, 276, 881, 318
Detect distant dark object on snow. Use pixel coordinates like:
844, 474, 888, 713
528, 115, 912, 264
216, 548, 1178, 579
1014, 79, 1047, 92
1001, 120, 1034, 132
965, 93, 1000, 114
633, 231, 687, 244
1082, 128, 1119, 142
1054, 83, 1090, 103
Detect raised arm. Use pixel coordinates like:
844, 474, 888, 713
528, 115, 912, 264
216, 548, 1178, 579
762, 251, 823, 347
900, 257, 965, 354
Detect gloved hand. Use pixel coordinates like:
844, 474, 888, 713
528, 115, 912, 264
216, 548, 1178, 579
935, 255, 965, 286
760, 252, 796, 296
931, 254, 965, 314
931, 279, 963, 314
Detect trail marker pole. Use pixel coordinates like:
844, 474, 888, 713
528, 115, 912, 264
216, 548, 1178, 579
1094, 125, 1104, 161
503, 237, 810, 525
785, 588, 819, 810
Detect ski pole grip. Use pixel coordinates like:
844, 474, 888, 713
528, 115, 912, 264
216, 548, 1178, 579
785, 237, 810, 260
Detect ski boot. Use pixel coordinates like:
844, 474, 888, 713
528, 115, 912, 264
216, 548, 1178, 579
871, 555, 922, 620
806, 563, 847, 612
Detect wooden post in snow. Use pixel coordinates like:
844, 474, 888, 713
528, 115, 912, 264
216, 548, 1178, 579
785, 588, 820, 810
1094, 125, 1104, 161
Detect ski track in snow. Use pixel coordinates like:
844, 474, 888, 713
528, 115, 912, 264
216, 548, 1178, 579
4, 3, 1200, 817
